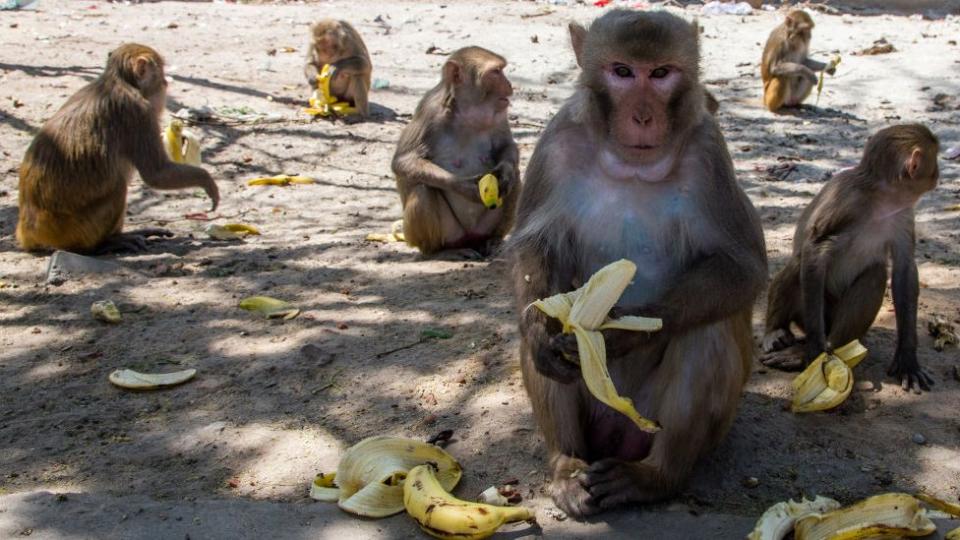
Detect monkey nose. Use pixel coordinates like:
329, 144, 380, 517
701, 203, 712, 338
632, 113, 652, 126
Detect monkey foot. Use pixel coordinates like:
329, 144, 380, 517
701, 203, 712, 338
759, 344, 806, 371
94, 229, 174, 254
581, 458, 662, 509
887, 361, 935, 393
761, 328, 796, 354
549, 456, 599, 520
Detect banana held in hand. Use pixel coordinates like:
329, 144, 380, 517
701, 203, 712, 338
162, 119, 202, 166
477, 174, 502, 210
314, 436, 462, 518
404, 463, 533, 540
791, 340, 867, 413
794, 493, 935, 540
530, 259, 663, 433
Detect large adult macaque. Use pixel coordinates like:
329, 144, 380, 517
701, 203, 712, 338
511, 10, 766, 517
304, 19, 372, 117
392, 47, 519, 256
761, 124, 940, 392
761, 9, 834, 112
17, 43, 219, 253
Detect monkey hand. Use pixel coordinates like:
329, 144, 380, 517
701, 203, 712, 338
887, 349, 934, 393
453, 176, 484, 203
825, 65, 836, 76
202, 175, 220, 211
493, 163, 518, 196
534, 333, 581, 384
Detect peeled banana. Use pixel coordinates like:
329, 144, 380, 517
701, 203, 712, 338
530, 259, 663, 433
748, 496, 841, 540
247, 174, 316, 186
791, 340, 867, 413
404, 463, 532, 540
162, 119, 202, 166
108, 368, 196, 390
793, 493, 936, 540
316, 436, 462, 518
478, 174, 502, 210
305, 64, 357, 117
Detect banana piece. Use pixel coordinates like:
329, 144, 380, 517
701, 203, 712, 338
162, 119, 202, 166
206, 223, 260, 241
238, 296, 299, 320
915, 492, 960, 517
791, 340, 867, 413
747, 496, 841, 540
305, 64, 357, 117
108, 368, 196, 390
91, 300, 121, 323
247, 174, 316, 186
478, 173, 502, 210
794, 493, 936, 540
404, 463, 532, 540
530, 259, 663, 433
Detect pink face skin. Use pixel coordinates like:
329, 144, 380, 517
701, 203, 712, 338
603, 60, 682, 166
482, 65, 513, 113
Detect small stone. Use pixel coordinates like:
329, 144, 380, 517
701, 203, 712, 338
741, 476, 759, 488
855, 380, 875, 392
300, 344, 334, 366
912, 433, 927, 445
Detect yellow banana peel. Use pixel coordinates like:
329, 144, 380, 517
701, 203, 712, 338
794, 493, 936, 540
247, 174, 316, 186
309, 472, 339, 502
947, 526, 960, 540
366, 220, 406, 243
478, 173, 502, 210
530, 259, 663, 433
238, 296, 300, 320
404, 463, 532, 540
816, 55, 842, 106
791, 340, 867, 413
915, 492, 960, 517
305, 64, 357, 117
748, 496, 841, 540
205, 223, 261, 241
162, 119, 202, 166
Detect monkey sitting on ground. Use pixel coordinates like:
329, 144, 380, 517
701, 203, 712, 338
511, 10, 767, 518
304, 19, 372, 117
761, 9, 834, 112
16, 43, 219, 254
761, 124, 940, 392
392, 47, 519, 257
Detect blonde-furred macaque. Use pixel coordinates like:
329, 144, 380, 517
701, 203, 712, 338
762, 124, 940, 392
512, 10, 766, 518
16, 43, 218, 253
304, 19, 372, 117
761, 10, 834, 112
392, 46, 519, 256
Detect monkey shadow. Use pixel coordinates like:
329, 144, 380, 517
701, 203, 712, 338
0, 62, 100, 80
302, 102, 398, 125
769, 104, 864, 123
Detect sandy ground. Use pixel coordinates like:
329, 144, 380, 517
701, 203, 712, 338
1, 1, 959, 538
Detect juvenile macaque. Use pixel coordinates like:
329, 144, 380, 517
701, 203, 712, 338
761, 10, 834, 112
16, 43, 218, 253
304, 19, 372, 117
761, 124, 939, 392
392, 47, 519, 256
512, 10, 766, 518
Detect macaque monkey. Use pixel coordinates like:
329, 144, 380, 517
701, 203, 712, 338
761, 10, 834, 112
392, 46, 519, 256
511, 10, 767, 518
761, 124, 939, 392
304, 19, 372, 117
16, 43, 219, 254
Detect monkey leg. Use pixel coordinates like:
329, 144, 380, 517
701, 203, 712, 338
763, 78, 786, 112
762, 260, 802, 354
784, 75, 814, 107
579, 313, 752, 510
824, 263, 886, 349
401, 184, 465, 255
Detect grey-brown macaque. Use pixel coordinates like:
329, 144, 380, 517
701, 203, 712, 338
304, 19, 372, 117
391, 46, 519, 256
761, 124, 940, 392
511, 10, 767, 518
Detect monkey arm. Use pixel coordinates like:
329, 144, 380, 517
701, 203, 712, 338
888, 223, 927, 385
492, 137, 520, 195
770, 61, 818, 82
128, 125, 220, 211
331, 55, 371, 76
799, 240, 831, 359
392, 136, 478, 200
802, 57, 829, 72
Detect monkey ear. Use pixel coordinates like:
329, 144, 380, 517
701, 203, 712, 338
133, 55, 153, 80
568, 22, 587, 68
905, 147, 923, 179
442, 60, 462, 87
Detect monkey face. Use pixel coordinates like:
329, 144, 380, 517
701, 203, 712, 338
601, 60, 681, 164
480, 66, 513, 113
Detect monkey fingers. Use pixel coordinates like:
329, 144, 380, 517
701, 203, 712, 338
533, 334, 580, 384
759, 344, 807, 371
581, 459, 648, 509
550, 456, 599, 519
887, 357, 935, 393
761, 328, 797, 353
127, 227, 174, 239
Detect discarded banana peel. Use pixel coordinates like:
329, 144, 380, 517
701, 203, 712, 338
530, 259, 663, 433
815, 55, 842, 106
366, 219, 406, 243
478, 173, 502, 210
205, 223, 260, 241
948, 526, 960, 540
108, 368, 197, 390
794, 493, 936, 540
915, 492, 960, 517
238, 296, 300, 320
315, 436, 462, 518
162, 119, 202, 166
309, 472, 339, 502
247, 174, 316, 186
791, 340, 867, 413
305, 64, 358, 117
748, 496, 841, 540
91, 300, 122, 324
404, 463, 533, 540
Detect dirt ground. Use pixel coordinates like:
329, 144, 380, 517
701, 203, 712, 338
1, 1, 959, 538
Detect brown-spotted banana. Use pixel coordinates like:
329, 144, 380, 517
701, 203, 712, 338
747, 496, 841, 540
403, 463, 533, 540
794, 493, 936, 540
791, 340, 867, 413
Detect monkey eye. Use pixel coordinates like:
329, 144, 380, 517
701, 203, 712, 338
650, 67, 670, 79
612, 64, 634, 78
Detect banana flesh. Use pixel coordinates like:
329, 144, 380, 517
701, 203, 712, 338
748, 496, 841, 540
404, 463, 532, 540
162, 119, 202, 166
794, 493, 936, 540
247, 174, 316, 186
108, 368, 196, 390
791, 340, 867, 413
530, 259, 663, 433
305, 64, 357, 117
478, 174, 502, 210
316, 436, 462, 518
